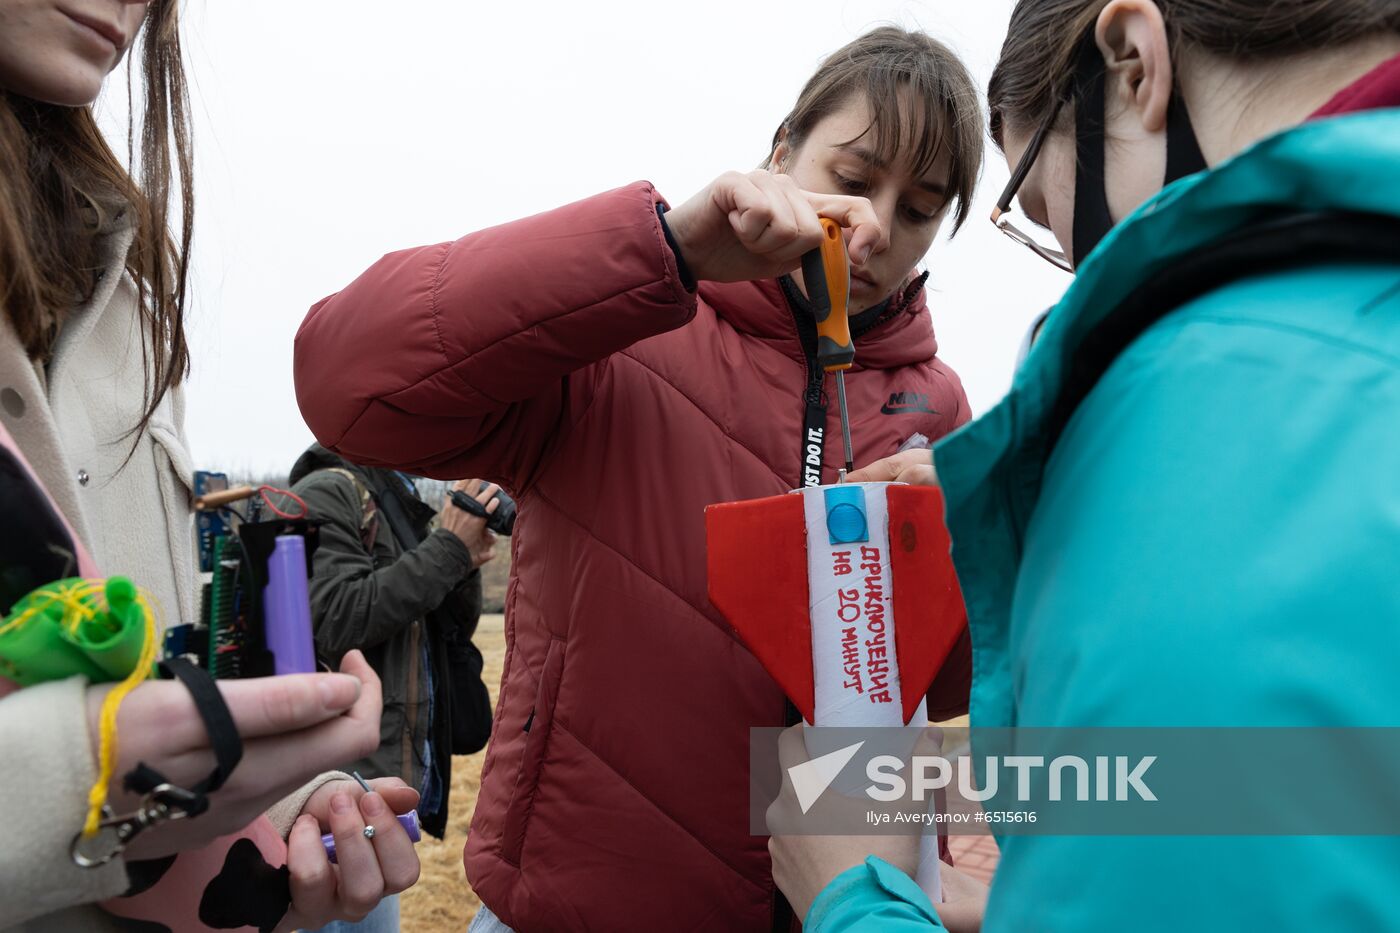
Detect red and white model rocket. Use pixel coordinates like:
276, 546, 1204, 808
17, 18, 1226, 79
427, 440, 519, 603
707, 480, 968, 900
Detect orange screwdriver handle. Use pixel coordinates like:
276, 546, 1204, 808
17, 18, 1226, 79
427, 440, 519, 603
799, 218, 854, 372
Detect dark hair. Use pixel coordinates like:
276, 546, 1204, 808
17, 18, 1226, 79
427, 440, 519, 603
767, 26, 984, 232
989, 0, 1400, 145
0, 0, 193, 438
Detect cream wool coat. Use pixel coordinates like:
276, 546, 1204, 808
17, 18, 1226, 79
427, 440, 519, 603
0, 210, 331, 929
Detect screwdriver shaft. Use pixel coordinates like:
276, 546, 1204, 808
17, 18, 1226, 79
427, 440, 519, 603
835, 371, 854, 479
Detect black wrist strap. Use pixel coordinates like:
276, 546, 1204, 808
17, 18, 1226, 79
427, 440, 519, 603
123, 657, 244, 812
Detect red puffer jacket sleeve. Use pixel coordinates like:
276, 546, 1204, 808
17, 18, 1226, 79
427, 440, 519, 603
294, 182, 697, 488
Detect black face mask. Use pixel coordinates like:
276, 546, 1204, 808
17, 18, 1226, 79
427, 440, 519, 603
1071, 35, 1208, 265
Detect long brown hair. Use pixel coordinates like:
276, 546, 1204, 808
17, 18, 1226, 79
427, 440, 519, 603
0, 0, 192, 437
988, 0, 1400, 146
767, 26, 984, 233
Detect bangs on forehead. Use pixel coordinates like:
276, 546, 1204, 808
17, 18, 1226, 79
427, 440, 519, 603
846, 69, 981, 230
844, 79, 951, 184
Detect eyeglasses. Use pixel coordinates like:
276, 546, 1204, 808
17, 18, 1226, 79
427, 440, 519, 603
991, 93, 1074, 273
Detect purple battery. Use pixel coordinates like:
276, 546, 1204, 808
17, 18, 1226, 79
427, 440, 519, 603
321, 809, 422, 863
264, 534, 316, 675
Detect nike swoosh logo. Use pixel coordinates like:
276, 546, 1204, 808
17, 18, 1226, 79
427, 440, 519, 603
788, 741, 866, 814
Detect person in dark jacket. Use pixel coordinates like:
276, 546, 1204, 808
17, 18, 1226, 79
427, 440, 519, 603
289, 444, 500, 847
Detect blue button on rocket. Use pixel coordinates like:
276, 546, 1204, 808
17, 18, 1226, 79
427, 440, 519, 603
823, 485, 869, 545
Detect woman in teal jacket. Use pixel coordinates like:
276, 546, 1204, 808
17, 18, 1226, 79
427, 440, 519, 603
769, 1, 1400, 929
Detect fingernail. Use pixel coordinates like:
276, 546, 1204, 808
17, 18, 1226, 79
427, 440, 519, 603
331, 792, 353, 815
318, 674, 360, 709
361, 792, 386, 817
858, 245, 873, 264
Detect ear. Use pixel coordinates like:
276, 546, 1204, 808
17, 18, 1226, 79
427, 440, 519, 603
1096, 0, 1173, 133
770, 125, 791, 171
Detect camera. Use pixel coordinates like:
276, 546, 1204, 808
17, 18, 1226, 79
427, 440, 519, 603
450, 482, 517, 536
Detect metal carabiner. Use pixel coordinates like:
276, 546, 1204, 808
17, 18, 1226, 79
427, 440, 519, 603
70, 783, 201, 868
70, 805, 149, 868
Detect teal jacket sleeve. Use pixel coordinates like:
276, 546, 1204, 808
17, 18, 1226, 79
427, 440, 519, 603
805, 857, 946, 932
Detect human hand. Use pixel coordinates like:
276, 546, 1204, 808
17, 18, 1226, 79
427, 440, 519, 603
664, 171, 884, 283
846, 448, 937, 486
935, 861, 990, 933
274, 777, 422, 931
86, 651, 382, 861
441, 480, 500, 568
767, 723, 932, 920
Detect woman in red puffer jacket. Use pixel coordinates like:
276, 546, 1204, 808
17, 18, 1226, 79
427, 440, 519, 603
295, 26, 982, 933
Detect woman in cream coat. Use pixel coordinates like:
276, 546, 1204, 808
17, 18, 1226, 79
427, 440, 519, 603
0, 0, 420, 928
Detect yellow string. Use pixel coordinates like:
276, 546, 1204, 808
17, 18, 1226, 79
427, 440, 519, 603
82, 589, 161, 836
61, 581, 106, 635
0, 582, 100, 637
82, 588, 161, 836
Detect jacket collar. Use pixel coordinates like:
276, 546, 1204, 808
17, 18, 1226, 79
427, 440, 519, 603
696, 273, 940, 370
47, 204, 136, 390
1312, 51, 1400, 118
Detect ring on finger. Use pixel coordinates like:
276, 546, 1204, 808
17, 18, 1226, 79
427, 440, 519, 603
363, 825, 376, 840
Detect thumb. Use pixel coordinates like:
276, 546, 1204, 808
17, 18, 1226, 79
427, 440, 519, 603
847, 449, 937, 485
845, 454, 907, 484
373, 783, 421, 815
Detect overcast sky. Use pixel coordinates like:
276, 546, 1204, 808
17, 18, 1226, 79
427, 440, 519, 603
99, 0, 1069, 475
